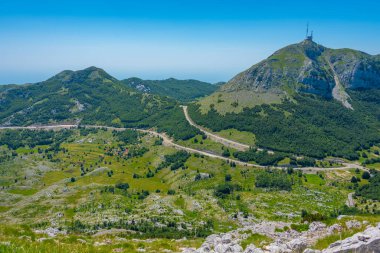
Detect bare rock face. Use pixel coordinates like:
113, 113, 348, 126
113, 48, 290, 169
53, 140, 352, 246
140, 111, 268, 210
321, 223, 380, 253
327, 50, 380, 90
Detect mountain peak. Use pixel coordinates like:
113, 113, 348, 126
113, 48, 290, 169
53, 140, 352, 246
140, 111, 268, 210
48, 66, 117, 84
218, 40, 380, 108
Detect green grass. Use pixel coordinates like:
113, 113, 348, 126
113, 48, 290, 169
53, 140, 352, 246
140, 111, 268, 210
174, 196, 186, 209
1, 128, 378, 251
305, 174, 326, 186
278, 157, 291, 166
215, 129, 256, 146
8, 188, 38, 196
240, 233, 272, 249
177, 134, 238, 156
313, 228, 362, 250
0, 206, 11, 212
0, 234, 203, 253
198, 91, 284, 114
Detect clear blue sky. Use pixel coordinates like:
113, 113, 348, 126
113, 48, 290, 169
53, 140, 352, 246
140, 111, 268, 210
1, 0, 379, 84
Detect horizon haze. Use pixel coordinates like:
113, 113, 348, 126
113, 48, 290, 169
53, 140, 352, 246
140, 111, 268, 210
1, 0, 380, 84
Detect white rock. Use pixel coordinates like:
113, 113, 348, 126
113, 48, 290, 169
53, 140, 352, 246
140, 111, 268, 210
286, 237, 307, 252
173, 209, 184, 216
229, 244, 243, 252
181, 247, 196, 253
77, 238, 87, 244
308, 222, 326, 232
215, 243, 228, 253
264, 243, 288, 253
222, 234, 232, 244
303, 249, 321, 253
327, 224, 342, 234
345, 220, 361, 229
323, 223, 380, 253
244, 245, 264, 253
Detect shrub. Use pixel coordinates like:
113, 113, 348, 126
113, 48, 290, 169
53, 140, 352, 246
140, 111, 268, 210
356, 170, 380, 200
158, 151, 190, 171
233, 149, 288, 166
302, 212, 327, 222
222, 149, 230, 157
290, 223, 309, 232
255, 171, 292, 191
362, 171, 371, 180
115, 183, 130, 190
167, 189, 176, 195
138, 190, 150, 200
214, 183, 242, 198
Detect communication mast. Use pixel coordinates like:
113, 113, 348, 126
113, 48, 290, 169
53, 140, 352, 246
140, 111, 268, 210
306, 23, 313, 41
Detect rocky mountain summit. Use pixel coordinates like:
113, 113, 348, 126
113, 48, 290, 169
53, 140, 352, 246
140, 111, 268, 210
221, 39, 380, 108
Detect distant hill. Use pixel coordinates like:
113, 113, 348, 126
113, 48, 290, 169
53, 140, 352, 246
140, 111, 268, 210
121, 77, 219, 102
191, 40, 380, 159
0, 67, 200, 140
199, 39, 380, 113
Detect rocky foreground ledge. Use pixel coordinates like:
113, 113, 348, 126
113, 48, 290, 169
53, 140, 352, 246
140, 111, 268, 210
182, 222, 380, 253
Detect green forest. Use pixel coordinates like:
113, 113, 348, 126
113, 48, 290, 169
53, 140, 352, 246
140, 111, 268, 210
188, 90, 380, 159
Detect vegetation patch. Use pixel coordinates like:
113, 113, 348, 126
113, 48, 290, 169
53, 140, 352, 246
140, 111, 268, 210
255, 170, 292, 191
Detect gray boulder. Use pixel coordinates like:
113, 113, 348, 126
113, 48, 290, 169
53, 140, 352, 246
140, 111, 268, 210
286, 237, 308, 253
303, 249, 321, 253
243, 245, 265, 253
322, 223, 380, 253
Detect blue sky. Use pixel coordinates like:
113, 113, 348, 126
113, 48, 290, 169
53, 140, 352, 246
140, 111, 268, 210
1, 0, 380, 84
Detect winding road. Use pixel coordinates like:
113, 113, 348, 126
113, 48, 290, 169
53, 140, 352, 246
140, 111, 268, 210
182, 105, 250, 151
0, 124, 265, 168
0, 124, 365, 171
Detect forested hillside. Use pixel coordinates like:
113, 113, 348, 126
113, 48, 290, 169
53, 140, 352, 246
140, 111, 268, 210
189, 89, 380, 159
122, 77, 219, 102
0, 67, 199, 140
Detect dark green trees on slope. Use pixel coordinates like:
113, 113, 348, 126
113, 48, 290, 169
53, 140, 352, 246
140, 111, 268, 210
356, 170, 380, 201
0, 66, 166, 126
122, 77, 219, 102
0, 67, 199, 140
192, 40, 380, 159
188, 89, 380, 159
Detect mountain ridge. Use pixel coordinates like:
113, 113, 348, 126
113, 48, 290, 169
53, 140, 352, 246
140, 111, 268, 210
219, 39, 380, 109
122, 77, 219, 102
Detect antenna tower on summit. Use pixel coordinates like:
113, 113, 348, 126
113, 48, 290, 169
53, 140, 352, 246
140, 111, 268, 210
306, 23, 313, 41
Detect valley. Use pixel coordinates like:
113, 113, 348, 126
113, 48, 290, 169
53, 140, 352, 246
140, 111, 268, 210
1, 126, 379, 253
1, 39, 380, 253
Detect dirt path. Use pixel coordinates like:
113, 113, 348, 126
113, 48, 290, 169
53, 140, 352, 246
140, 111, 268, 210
0, 125, 365, 171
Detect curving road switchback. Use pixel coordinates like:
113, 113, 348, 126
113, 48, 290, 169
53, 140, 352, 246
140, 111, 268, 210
0, 124, 365, 171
